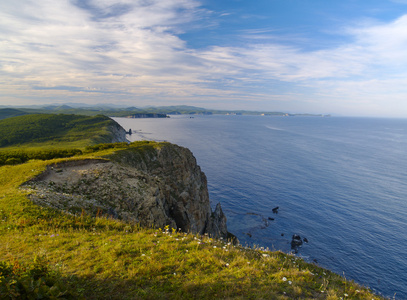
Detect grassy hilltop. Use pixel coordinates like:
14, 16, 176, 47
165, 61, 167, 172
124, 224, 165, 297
0, 113, 121, 149
0, 114, 382, 299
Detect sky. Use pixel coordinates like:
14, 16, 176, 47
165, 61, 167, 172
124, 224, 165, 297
2, 0, 407, 117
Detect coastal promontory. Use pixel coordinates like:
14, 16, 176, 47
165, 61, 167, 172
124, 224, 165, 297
22, 142, 228, 239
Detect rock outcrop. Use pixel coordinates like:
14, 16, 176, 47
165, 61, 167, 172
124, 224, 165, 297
107, 121, 128, 143
22, 143, 228, 239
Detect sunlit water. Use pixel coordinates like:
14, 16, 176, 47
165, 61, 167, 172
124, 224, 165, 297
114, 115, 407, 298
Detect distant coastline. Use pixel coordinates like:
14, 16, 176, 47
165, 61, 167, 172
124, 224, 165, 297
0, 105, 330, 119
126, 113, 168, 118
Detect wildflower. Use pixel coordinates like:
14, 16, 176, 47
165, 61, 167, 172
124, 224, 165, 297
282, 277, 287, 282
288, 281, 292, 285
141, 254, 146, 256
344, 294, 348, 297
225, 263, 229, 267
213, 246, 217, 248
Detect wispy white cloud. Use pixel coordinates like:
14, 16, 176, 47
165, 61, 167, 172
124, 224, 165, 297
1, 0, 407, 116
0, 0, 207, 101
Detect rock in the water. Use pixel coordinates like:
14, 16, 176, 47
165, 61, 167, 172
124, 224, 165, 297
291, 234, 303, 249
206, 202, 228, 239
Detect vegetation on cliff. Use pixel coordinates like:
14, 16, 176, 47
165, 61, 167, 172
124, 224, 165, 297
0, 144, 383, 299
0, 113, 125, 149
0, 114, 382, 299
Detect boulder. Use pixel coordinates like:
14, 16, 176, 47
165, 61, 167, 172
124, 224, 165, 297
291, 234, 303, 249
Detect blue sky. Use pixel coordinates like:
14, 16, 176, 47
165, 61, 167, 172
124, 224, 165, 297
2, 0, 407, 116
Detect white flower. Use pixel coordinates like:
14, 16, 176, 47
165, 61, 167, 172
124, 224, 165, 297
288, 281, 292, 285
282, 277, 287, 282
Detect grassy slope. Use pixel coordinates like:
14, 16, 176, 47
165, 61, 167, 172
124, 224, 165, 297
0, 146, 384, 299
0, 113, 119, 149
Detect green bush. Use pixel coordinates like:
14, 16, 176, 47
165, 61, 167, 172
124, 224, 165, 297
0, 149, 83, 166
0, 257, 76, 299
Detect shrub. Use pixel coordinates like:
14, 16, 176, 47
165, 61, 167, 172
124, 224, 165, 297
0, 257, 76, 299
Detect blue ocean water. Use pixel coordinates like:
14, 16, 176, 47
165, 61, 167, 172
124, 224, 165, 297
114, 115, 407, 299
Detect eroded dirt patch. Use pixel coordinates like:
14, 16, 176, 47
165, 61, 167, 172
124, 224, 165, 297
21, 159, 161, 223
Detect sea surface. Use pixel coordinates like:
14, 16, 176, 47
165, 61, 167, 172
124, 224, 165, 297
114, 115, 407, 299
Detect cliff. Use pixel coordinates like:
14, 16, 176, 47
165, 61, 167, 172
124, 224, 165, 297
22, 142, 228, 239
106, 120, 128, 143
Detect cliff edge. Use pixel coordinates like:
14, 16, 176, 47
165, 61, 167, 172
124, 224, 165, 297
22, 142, 228, 239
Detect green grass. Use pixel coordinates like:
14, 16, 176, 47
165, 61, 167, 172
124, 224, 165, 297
0, 143, 385, 299
0, 113, 120, 149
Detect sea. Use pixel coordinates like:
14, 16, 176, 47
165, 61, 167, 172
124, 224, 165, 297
113, 115, 407, 299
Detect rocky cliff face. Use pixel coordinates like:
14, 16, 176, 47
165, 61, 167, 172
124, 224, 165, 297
22, 143, 228, 239
107, 121, 128, 143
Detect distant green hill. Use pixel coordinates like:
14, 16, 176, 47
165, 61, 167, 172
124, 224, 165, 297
1, 105, 293, 117
0, 108, 28, 120
0, 114, 124, 148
